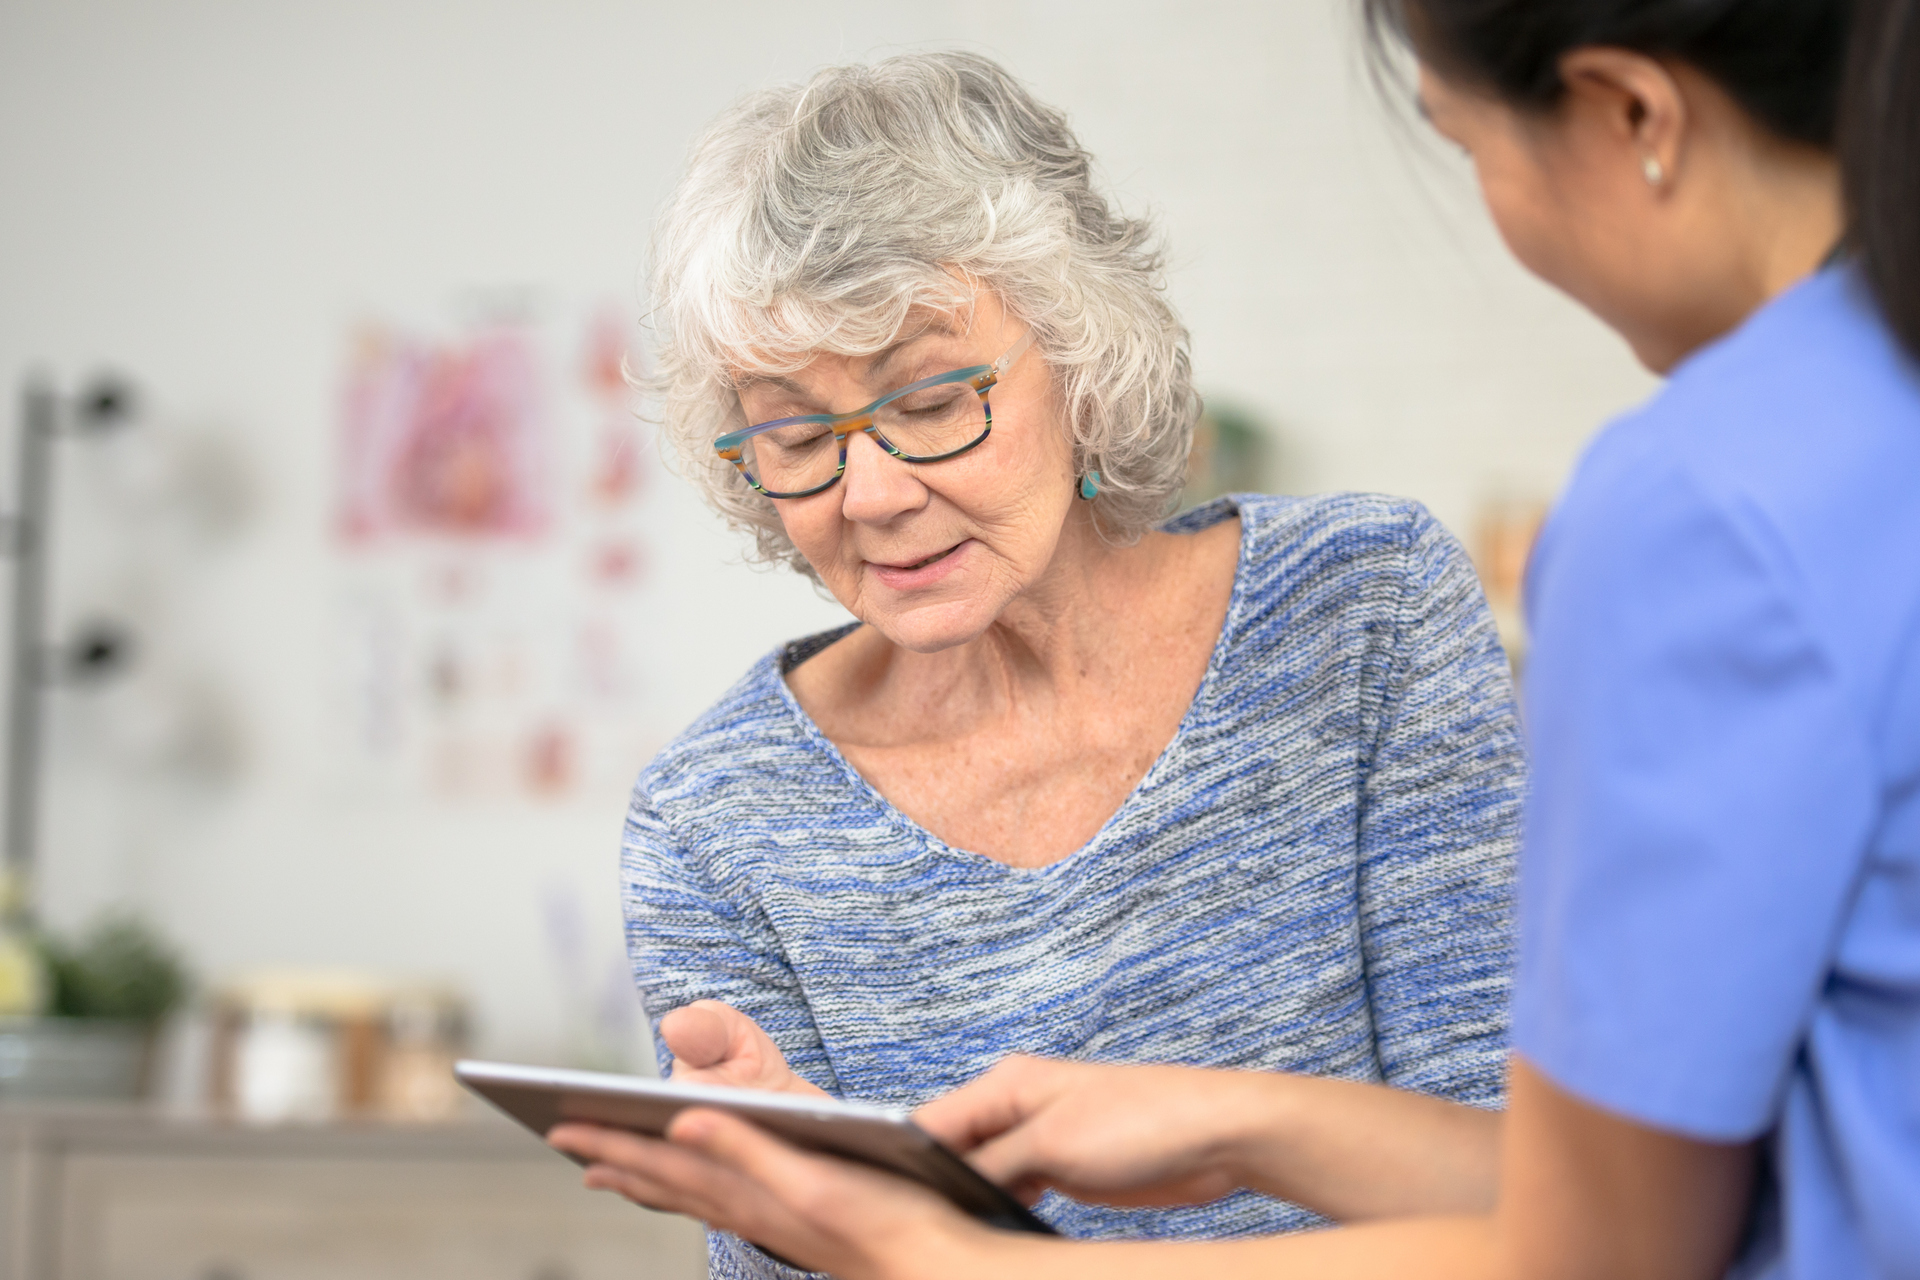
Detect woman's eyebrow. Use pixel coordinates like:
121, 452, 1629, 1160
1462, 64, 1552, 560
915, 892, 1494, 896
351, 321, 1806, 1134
733, 372, 805, 395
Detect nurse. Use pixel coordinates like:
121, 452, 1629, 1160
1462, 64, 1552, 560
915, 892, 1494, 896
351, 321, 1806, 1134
550, 0, 1920, 1275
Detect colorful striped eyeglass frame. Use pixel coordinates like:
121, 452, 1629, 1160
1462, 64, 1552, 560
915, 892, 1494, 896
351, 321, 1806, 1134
713, 329, 1035, 499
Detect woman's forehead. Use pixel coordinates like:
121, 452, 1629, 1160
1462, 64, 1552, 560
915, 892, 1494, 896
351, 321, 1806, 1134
725, 310, 982, 391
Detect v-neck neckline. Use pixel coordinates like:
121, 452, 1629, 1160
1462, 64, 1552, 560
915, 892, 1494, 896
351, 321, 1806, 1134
769, 498, 1252, 878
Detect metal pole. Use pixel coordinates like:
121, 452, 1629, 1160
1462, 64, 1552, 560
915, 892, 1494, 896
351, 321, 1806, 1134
4, 378, 57, 926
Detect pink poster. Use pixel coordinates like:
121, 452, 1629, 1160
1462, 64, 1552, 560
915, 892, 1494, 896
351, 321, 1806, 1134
329, 303, 655, 803
338, 327, 550, 542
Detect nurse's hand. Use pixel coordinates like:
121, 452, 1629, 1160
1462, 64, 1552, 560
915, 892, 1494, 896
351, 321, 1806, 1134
915, 1056, 1247, 1208
918, 1055, 1503, 1222
548, 1109, 1010, 1280
661, 1000, 828, 1099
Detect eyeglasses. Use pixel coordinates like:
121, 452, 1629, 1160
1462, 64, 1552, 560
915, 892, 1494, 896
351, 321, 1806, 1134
714, 331, 1034, 500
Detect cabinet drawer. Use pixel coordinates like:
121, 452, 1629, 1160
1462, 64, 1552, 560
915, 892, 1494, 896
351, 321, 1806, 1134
55, 1152, 707, 1280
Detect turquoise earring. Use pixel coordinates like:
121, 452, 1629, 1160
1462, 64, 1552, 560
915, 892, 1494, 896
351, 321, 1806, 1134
1078, 471, 1101, 501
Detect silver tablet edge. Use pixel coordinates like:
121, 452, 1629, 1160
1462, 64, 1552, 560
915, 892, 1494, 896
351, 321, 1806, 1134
454, 1058, 914, 1127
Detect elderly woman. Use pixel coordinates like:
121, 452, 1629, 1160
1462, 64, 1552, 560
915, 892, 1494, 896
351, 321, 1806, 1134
602, 50, 1521, 1277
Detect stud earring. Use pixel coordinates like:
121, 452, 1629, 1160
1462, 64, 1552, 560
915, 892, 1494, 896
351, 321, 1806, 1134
1642, 154, 1665, 187
1077, 472, 1101, 501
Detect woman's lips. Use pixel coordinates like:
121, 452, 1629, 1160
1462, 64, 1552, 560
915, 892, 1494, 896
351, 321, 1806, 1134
868, 540, 969, 589
901, 547, 955, 570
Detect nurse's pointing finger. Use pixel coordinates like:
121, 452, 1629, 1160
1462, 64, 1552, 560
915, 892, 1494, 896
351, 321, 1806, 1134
915, 1055, 1060, 1152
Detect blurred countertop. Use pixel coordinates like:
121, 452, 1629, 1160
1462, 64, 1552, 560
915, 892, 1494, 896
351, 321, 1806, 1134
0, 1098, 550, 1160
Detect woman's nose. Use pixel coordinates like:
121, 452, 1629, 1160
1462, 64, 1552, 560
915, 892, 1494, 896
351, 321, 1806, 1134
838, 428, 926, 522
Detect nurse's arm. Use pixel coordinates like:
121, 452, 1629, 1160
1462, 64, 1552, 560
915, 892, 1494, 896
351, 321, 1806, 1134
1480, 1057, 1759, 1280
955, 1057, 1764, 1280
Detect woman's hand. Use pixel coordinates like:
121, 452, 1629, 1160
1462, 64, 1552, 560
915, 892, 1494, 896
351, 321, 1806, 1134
915, 1056, 1250, 1208
661, 1000, 828, 1098
548, 1109, 1006, 1280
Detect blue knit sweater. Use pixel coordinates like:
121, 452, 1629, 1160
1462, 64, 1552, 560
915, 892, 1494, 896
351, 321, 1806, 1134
623, 493, 1524, 1278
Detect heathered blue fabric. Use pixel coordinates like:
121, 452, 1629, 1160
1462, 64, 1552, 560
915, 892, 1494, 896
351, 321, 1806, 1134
622, 493, 1524, 1280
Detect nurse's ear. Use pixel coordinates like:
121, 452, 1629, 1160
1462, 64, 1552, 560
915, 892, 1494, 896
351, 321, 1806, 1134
1555, 48, 1689, 198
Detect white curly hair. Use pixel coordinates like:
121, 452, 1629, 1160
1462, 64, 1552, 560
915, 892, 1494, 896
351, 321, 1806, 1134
646, 49, 1199, 576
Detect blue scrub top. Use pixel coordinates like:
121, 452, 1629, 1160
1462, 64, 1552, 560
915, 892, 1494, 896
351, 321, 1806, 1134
1514, 266, 1920, 1279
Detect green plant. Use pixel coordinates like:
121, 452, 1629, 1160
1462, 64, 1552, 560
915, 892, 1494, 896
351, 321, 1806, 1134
38, 914, 189, 1023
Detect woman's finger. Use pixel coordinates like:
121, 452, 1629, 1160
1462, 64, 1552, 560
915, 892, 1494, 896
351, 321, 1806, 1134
667, 1105, 833, 1197
583, 1160, 706, 1215
660, 1003, 831, 1098
556, 1122, 810, 1250
549, 1122, 683, 1169
672, 1109, 975, 1234
589, 1154, 782, 1229
551, 1125, 723, 1201
550, 1123, 760, 1218
659, 1000, 739, 1069
548, 1115, 860, 1259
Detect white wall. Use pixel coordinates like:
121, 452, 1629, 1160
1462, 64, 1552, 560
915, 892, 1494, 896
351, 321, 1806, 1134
0, 0, 1656, 1064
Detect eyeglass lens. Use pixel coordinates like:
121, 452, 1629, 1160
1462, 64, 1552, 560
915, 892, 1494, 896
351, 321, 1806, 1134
742, 378, 988, 496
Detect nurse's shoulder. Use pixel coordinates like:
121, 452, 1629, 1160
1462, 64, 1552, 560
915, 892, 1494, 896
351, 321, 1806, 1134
1555, 269, 1914, 565
1534, 264, 1920, 714
1598, 267, 1918, 501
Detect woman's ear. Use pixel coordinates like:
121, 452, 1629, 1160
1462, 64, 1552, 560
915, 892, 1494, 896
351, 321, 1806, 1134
1556, 47, 1689, 194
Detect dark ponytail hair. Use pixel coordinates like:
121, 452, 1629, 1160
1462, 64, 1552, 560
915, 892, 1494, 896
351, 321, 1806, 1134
1363, 1, 1854, 146
1842, 0, 1920, 361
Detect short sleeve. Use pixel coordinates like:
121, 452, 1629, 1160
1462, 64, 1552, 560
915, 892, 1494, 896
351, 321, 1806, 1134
1514, 460, 1878, 1140
1356, 508, 1524, 1105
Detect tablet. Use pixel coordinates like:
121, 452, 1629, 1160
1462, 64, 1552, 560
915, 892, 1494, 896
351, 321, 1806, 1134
455, 1060, 1057, 1236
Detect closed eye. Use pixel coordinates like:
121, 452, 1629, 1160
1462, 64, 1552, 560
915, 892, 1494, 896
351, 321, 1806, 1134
760, 421, 835, 450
